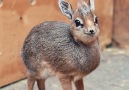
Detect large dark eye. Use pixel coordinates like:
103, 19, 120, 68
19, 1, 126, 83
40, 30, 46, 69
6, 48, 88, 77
94, 16, 98, 24
74, 18, 84, 28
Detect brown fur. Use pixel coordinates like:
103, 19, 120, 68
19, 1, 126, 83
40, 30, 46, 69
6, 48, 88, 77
21, 0, 100, 90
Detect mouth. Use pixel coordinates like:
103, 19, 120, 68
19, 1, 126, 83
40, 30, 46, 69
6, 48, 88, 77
84, 32, 95, 36
83, 29, 96, 35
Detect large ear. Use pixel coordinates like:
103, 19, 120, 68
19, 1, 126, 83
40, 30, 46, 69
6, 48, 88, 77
58, 0, 74, 19
89, 0, 95, 11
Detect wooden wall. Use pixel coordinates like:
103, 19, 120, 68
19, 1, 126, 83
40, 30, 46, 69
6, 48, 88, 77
113, 0, 129, 48
0, 0, 114, 87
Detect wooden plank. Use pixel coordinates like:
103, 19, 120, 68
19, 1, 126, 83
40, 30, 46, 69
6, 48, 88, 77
0, 3, 27, 87
0, 59, 26, 87
113, 0, 129, 49
95, 0, 113, 48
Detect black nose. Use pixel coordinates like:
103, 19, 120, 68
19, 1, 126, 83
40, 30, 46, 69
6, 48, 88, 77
89, 30, 94, 34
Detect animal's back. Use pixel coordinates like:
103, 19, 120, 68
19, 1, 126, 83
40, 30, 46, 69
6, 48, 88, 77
22, 21, 71, 70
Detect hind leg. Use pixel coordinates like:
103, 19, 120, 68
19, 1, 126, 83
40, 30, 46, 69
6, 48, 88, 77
28, 76, 35, 90
37, 79, 45, 90
74, 79, 84, 90
58, 74, 72, 90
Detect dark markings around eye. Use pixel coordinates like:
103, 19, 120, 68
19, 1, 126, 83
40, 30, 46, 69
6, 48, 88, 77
75, 19, 84, 28
94, 16, 98, 24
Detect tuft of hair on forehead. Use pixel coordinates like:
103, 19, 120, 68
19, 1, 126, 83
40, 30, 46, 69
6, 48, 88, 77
77, 0, 95, 9
78, 4, 91, 17
77, 0, 95, 17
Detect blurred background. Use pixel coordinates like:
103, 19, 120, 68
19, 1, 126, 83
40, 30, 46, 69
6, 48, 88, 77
0, 0, 129, 89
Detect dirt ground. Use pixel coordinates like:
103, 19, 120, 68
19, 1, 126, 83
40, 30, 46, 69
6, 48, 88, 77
1, 48, 129, 90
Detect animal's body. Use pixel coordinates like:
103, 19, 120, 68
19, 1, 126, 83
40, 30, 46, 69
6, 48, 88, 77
21, 0, 100, 90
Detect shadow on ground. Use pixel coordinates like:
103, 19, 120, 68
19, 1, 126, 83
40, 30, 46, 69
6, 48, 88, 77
1, 48, 129, 90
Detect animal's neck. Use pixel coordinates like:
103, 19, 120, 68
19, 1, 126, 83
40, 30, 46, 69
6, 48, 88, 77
71, 33, 99, 47
70, 29, 98, 46
72, 37, 100, 73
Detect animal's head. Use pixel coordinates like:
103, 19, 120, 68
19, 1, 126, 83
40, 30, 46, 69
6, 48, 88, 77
58, 0, 100, 44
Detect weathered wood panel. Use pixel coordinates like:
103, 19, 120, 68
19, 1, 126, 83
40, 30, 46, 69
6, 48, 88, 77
0, 9, 27, 87
95, 0, 113, 48
113, 0, 129, 48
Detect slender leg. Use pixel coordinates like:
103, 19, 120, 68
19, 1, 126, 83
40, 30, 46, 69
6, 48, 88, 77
37, 79, 45, 90
74, 79, 84, 90
58, 76, 72, 90
28, 76, 35, 90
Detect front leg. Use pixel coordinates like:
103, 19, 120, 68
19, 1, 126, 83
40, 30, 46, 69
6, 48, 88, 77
74, 79, 84, 90
37, 79, 45, 90
58, 75, 72, 90
27, 76, 35, 90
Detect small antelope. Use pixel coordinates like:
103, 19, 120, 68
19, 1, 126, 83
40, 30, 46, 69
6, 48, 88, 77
21, 0, 100, 90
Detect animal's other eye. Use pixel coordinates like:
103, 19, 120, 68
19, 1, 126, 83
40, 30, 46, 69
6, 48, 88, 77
94, 16, 98, 24
74, 18, 84, 28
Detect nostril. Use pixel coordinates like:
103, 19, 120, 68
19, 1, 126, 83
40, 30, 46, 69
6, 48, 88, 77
89, 30, 94, 34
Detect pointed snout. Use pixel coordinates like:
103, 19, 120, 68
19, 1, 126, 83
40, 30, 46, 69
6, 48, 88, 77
86, 29, 95, 35
83, 28, 95, 35
86, 20, 96, 34
89, 29, 95, 34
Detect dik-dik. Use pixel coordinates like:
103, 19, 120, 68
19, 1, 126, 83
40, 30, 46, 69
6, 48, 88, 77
21, 0, 100, 90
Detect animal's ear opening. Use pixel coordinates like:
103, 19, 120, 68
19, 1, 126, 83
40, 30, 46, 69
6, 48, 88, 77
58, 0, 74, 19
